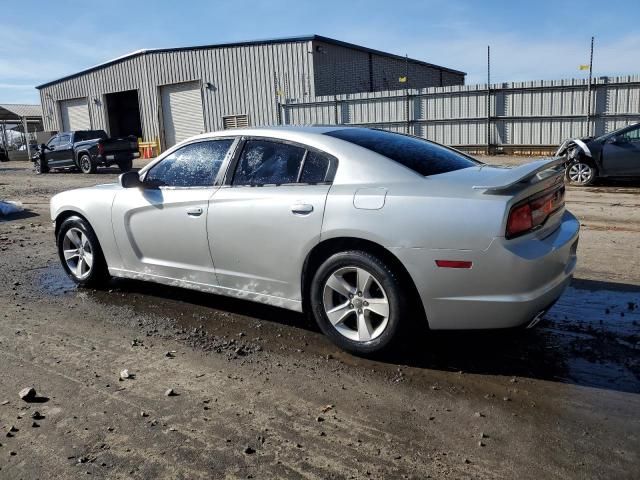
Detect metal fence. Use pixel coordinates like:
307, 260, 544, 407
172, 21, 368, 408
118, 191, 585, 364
282, 75, 640, 154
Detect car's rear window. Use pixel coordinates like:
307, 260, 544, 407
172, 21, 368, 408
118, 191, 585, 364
74, 130, 108, 142
325, 128, 479, 176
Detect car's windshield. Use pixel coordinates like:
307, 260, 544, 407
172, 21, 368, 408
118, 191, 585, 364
74, 130, 108, 142
325, 128, 480, 177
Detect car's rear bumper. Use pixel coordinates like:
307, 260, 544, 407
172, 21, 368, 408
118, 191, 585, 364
97, 151, 139, 165
392, 210, 580, 330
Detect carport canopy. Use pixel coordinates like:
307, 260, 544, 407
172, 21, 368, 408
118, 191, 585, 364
0, 104, 43, 158
0, 103, 42, 123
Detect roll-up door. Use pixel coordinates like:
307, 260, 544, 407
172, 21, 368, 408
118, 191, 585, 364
160, 81, 205, 147
60, 98, 91, 131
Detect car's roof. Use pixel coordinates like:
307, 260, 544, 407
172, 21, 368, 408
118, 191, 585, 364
193, 125, 344, 140
147, 126, 423, 184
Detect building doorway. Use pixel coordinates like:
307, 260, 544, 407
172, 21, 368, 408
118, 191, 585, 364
105, 90, 142, 139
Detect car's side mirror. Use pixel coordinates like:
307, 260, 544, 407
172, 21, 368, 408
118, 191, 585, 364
119, 171, 142, 188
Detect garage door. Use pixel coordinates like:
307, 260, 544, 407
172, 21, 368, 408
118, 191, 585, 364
60, 98, 91, 131
160, 81, 205, 147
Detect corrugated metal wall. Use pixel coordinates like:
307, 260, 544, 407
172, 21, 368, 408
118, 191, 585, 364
38, 40, 639, 152
38, 41, 315, 148
284, 76, 640, 150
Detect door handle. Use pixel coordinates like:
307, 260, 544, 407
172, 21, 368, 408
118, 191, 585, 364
186, 207, 203, 217
291, 203, 313, 215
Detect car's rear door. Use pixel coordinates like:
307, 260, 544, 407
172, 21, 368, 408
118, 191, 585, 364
207, 137, 337, 303
111, 138, 236, 285
602, 125, 640, 176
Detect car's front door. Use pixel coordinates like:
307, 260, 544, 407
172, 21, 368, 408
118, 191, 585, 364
208, 138, 337, 303
602, 125, 640, 176
111, 138, 236, 285
49, 133, 74, 167
43, 135, 60, 165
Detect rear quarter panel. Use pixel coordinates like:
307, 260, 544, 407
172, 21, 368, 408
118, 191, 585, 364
321, 180, 506, 251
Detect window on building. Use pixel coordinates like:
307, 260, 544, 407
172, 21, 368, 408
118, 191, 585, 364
223, 114, 250, 129
145, 139, 233, 187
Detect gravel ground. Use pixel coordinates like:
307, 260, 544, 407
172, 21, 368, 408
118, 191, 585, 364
0, 157, 639, 479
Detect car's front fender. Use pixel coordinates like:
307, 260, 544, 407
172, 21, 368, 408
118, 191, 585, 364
51, 185, 123, 269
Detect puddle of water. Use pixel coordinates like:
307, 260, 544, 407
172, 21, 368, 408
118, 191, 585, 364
36, 264, 77, 295
34, 264, 640, 393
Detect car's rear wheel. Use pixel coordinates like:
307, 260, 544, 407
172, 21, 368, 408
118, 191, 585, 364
57, 216, 109, 287
118, 159, 133, 172
310, 250, 407, 355
79, 154, 96, 174
566, 161, 596, 186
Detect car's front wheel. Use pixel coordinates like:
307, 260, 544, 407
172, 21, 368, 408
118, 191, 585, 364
310, 250, 407, 355
566, 161, 597, 186
79, 154, 96, 174
57, 216, 109, 287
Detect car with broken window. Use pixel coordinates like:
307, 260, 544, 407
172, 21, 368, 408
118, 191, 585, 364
557, 122, 640, 185
34, 130, 139, 175
49, 126, 579, 355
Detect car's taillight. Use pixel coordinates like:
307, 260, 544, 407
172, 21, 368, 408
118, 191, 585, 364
506, 203, 533, 238
97, 143, 104, 155
506, 185, 565, 239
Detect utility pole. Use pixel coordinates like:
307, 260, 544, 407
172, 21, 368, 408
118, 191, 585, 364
22, 117, 31, 160
333, 55, 339, 125
486, 45, 491, 154
405, 54, 410, 135
585, 36, 595, 136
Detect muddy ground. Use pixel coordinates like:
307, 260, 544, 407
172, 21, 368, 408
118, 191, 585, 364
0, 157, 638, 479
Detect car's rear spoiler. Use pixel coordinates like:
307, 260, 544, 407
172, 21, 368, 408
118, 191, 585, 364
473, 157, 566, 193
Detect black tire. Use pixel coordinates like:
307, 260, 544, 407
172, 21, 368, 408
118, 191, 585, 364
566, 161, 597, 186
118, 159, 133, 172
57, 216, 109, 288
34, 157, 49, 174
310, 250, 408, 355
79, 154, 97, 174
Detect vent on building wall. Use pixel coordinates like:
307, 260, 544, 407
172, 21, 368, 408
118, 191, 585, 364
223, 114, 250, 129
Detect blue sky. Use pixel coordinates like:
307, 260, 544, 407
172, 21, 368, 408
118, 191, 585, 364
1, 0, 639, 104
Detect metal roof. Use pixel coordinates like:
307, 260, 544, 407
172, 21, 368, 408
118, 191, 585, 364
0, 104, 43, 121
36, 34, 466, 89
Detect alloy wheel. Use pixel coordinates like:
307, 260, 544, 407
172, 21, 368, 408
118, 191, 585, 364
80, 156, 92, 173
62, 227, 94, 280
322, 266, 390, 342
568, 162, 594, 184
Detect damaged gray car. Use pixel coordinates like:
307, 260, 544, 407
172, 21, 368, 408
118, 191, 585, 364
556, 122, 640, 185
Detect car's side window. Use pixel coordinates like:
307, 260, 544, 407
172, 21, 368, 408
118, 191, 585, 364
46, 136, 58, 149
232, 140, 305, 186
58, 134, 71, 145
144, 139, 234, 188
300, 150, 336, 184
620, 126, 640, 143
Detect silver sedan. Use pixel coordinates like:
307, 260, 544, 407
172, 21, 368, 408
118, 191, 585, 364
51, 127, 579, 354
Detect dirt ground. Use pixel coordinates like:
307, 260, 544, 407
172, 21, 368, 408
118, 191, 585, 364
0, 157, 638, 479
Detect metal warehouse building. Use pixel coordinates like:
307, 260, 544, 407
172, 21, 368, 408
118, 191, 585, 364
36, 35, 465, 150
